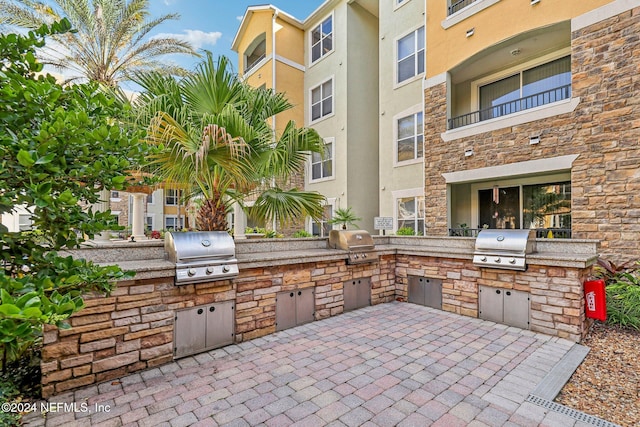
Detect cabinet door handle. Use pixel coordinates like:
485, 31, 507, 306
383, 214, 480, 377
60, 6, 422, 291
209, 306, 215, 312
290, 292, 294, 297
298, 291, 302, 296
506, 291, 511, 296
197, 308, 204, 315
496, 290, 501, 295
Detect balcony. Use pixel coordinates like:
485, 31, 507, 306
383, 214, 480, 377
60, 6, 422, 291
245, 53, 266, 74
448, 84, 571, 130
448, 0, 478, 15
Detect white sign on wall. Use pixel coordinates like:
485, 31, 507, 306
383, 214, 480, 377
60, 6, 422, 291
374, 216, 393, 230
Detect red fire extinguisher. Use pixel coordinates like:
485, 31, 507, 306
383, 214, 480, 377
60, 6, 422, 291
584, 279, 606, 321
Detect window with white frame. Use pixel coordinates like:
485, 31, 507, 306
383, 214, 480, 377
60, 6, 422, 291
146, 193, 153, 204
165, 216, 183, 230
397, 196, 425, 235
110, 191, 120, 199
18, 214, 32, 231
311, 15, 333, 63
397, 26, 425, 83
397, 112, 423, 162
146, 216, 154, 231
310, 79, 333, 122
312, 204, 333, 237
311, 138, 334, 181
165, 189, 181, 206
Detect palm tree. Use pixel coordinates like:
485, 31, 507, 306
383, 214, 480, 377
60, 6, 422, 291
328, 207, 361, 230
0, 0, 197, 86
133, 53, 326, 231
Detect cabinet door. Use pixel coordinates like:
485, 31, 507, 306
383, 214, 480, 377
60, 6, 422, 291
296, 288, 315, 325
174, 306, 206, 358
479, 286, 503, 323
408, 276, 426, 306
503, 289, 530, 330
424, 278, 443, 310
276, 291, 297, 331
343, 280, 359, 312
205, 301, 235, 350
356, 278, 371, 309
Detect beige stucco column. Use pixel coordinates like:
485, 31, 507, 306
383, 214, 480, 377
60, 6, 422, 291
131, 193, 146, 241
93, 189, 111, 242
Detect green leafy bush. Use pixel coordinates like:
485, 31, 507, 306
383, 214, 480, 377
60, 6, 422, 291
396, 227, 416, 236
595, 259, 640, 330
293, 230, 313, 238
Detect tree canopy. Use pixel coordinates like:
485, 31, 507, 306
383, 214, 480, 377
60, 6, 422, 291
0, 0, 198, 86
0, 20, 145, 365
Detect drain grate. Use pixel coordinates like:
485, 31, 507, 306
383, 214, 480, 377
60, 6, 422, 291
526, 394, 621, 427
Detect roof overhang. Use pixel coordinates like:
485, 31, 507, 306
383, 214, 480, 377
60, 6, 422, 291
232, 4, 303, 52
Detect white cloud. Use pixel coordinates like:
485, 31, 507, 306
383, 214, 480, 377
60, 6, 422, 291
153, 30, 223, 49
236, 16, 243, 21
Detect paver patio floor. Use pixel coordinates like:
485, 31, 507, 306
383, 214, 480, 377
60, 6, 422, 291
25, 302, 592, 426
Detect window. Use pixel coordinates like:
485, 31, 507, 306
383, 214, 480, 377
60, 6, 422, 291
311, 139, 333, 181
312, 205, 333, 237
18, 214, 32, 231
311, 15, 333, 63
147, 193, 153, 204
244, 34, 266, 73
477, 181, 571, 234
397, 112, 423, 162
165, 189, 181, 206
479, 56, 571, 120
165, 216, 183, 230
110, 191, 119, 199
146, 216, 154, 231
310, 79, 333, 122
397, 26, 425, 83
397, 196, 425, 235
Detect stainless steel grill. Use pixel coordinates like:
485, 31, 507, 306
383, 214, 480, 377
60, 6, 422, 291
328, 230, 378, 264
473, 229, 537, 271
165, 231, 239, 284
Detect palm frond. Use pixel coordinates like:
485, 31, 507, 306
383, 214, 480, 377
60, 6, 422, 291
251, 187, 326, 226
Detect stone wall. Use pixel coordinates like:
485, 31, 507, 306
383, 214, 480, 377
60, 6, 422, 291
41, 257, 396, 397
395, 255, 593, 342
423, 6, 640, 261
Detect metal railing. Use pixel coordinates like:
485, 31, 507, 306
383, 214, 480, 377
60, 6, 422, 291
244, 54, 266, 74
448, 228, 572, 238
448, 84, 571, 130
448, 0, 478, 15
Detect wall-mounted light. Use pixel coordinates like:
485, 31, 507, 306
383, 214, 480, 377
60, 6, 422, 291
531, 0, 541, 5
529, 135, 540, 145
464, 148, 474, 157
510, 48, 521, 56
466, 28, 475, 38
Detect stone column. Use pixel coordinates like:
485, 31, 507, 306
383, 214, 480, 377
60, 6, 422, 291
131, 193, 146, 241
93, 189, 111, 242
233, 203, 246, 239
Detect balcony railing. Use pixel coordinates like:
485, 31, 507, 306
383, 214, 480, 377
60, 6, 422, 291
448, 228, 572, 239
244, 54, 266, 74
448, 0, 478, 15
448, 84, 571, 130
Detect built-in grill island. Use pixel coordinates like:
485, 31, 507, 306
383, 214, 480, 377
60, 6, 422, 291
473, 229, 537, 271
328, 229, 378, 264
165, 231, 239, 284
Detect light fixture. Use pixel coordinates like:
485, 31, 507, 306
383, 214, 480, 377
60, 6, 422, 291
466, 28, 475, 38
464, 148, 474, 157
531, 0, 541, 5
510, 48, 521, 56
529, 135, 540, 145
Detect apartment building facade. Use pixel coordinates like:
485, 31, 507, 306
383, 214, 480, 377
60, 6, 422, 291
234, 0, 431, 235
424, 0, 640, 260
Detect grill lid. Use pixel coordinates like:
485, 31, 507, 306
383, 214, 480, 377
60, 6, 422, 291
474, 229, 536, 255
328, 230, 375, 251
165, 231, 235, 264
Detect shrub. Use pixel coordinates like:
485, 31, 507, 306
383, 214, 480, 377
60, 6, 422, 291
293, 230, 313, 238
396, 227, 416, 236
604, 267, 640, 330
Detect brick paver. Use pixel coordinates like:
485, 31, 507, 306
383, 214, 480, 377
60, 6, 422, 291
25, 303, 584, 426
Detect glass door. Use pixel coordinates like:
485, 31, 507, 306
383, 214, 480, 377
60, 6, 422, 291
478, 186, 520, 229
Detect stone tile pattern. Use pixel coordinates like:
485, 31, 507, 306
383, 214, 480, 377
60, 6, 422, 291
41, 256, 397, 397
395, 255, 592, 342
423, 6, 640, 262
29, 303, 580, 427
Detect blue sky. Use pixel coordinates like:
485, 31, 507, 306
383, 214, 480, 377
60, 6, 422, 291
148, 0, 326, 72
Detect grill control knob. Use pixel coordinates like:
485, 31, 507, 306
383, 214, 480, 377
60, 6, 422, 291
480, 256, 487, 262
353, 254, 359, 259
494, 257, 501, 263
362, 253, 367, 258
187, 268, 197, 277
206, 266, 214, 275
509, 258, 516, 264
222, 265, 230, 273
